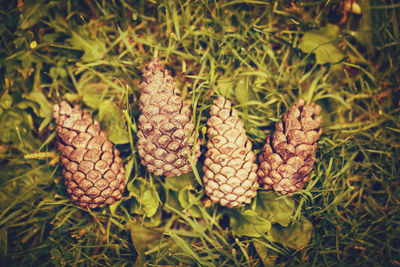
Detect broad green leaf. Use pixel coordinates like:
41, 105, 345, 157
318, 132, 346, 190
109, 200, 120, 215
76, 73, 107, 109
163, 189, 181, 214
178, 187, 202, 218
164, 172, 198, 191
21, 91, 52, 118
217, 77, 234, 98
255, 191, 295, 227
269, 217, 313, 250
235, 78, 258, 104
141, 184, 159, 217
128, 178, 160, 217
42, 33, 62, 44
129, 197, 145, 215
21, 61, 52, 119
235, 78, 248, 104
0, 108, 32, 143
66, 26, 105, 62
16, 99, 41, 116
142, 208, 162, 227
230, 210, 271, 237
22, 52, 33, 69
63, 93, 81, 104
98, 101, 129, 144
253, 241, 278, 266
127, 222, 162, 266
0, 93, 13, 109
49, 66, 67, 80
299, 24, 344, 64
18, 0, 55, 29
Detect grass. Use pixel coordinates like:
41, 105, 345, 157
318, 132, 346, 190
1, 0, 399, 266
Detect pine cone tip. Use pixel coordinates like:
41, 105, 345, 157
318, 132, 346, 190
142, 58, 166, 81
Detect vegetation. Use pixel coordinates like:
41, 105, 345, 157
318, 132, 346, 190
0, 0, 399, 265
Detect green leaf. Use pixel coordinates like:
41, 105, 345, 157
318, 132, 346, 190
98, 101, 129, 144
63, 93, 81, 103
253, 241, 278, 266
127, 222, 162, 266
235, 78, 248, 104
163, 189, 181, 214
49, 66, 67, 80
142, 208, 162, 227
230, 210, 271, 237
42, 33, 62, 44
25, 90, 52, 118
178, 187, 202, 218
16, 99, 40, 115
76, 74, 106, 109
18, 0, 54, 29
269, 217, 313, 250
141, 185, 159, 218
22, 52, 33, 69
164, 172, 198, 191
235, 78, 258, 104
217, 77, 234, 98
0, 108, 32, 143
128, 178, 160, 218
0, 93, 13, 109
129, 197, 144, 215
66, 26, 106, 62
299, 24, 344, 64
255, 191, 295, 227
19, 90, 53, 119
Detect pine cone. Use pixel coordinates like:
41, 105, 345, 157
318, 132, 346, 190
257, 99, 322, 194
203, 97, 259, 208
53, 102, 126, 208
137, 59, 200, 177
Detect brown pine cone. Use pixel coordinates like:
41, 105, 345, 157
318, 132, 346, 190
257, 99, 322, 194
53, 102, 126, 208
137, 59, 201, 177
203, 96, 259, 208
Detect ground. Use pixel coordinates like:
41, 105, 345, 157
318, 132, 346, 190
0, 0, 399, 266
